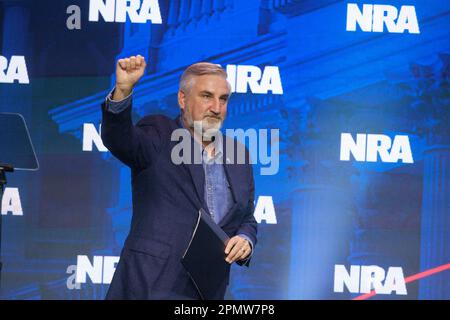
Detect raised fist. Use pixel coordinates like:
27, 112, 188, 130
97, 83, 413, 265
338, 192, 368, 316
113, 55, 146, 101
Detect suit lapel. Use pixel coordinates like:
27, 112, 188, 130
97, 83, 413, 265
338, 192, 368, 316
219, 138, 241, 227
174, 115, 206, 209
185, 162, 205, 210
184, 136, 207, 210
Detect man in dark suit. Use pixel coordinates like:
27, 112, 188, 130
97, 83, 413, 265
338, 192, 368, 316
101, 55, 257, 299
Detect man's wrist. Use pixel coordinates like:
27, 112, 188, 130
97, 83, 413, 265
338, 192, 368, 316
105, 87, 133, 114
112, 86, 132, 101
238, 234, 254, 254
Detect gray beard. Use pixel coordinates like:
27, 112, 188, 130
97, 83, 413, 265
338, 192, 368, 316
184, 112, 223, 141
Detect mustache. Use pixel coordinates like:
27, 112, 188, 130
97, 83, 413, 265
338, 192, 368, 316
203, 114, 222, 120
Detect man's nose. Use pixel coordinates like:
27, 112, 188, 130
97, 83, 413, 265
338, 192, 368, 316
209, 98, 221, 114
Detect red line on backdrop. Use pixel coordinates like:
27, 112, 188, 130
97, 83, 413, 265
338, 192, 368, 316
353, 262, 450, 300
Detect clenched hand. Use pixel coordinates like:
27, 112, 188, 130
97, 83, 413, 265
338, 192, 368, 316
113, 55, 147, 101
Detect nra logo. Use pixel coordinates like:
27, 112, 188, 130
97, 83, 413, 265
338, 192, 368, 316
226, 65, 283, 95
340, 133, 413, 163
334, 264, 407, 295
74, 255, 120, 285
89, 0, 162, 24
346, 3, 420, 34
0, 55, 29, 84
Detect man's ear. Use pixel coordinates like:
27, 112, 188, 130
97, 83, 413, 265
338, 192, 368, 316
178, 90, 185, 111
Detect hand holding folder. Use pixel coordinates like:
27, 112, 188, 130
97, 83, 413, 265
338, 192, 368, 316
181, 208, 230, 300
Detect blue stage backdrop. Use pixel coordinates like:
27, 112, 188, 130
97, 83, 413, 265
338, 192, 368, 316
0, 0, 448, 300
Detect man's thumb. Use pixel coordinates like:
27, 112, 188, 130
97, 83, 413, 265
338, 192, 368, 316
118, 59, 126, 70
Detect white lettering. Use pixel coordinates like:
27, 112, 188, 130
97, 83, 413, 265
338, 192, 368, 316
89, 0, 162, 24
227, 65, 283, 94
334, 264, 407, 295
83, 123, 108, 152
0, 55, 29, 84
254, 196, 277, 224
1, 187, 23, 216
346, 3, 420, 34
75, 255, 119, 284
340, 133, 413, 163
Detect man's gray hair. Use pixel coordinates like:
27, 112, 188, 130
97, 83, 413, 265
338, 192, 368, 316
179, 62, 229, 93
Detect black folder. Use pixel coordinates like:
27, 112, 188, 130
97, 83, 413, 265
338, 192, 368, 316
181, 208, 230, 300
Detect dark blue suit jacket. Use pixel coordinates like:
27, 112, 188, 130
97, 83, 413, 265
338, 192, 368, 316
101, 98, 257, 300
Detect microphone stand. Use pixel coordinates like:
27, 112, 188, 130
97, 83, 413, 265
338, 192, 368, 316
0, 163, 14, 288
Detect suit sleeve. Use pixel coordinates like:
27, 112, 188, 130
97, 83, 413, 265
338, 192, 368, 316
101, 93, 162, 171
